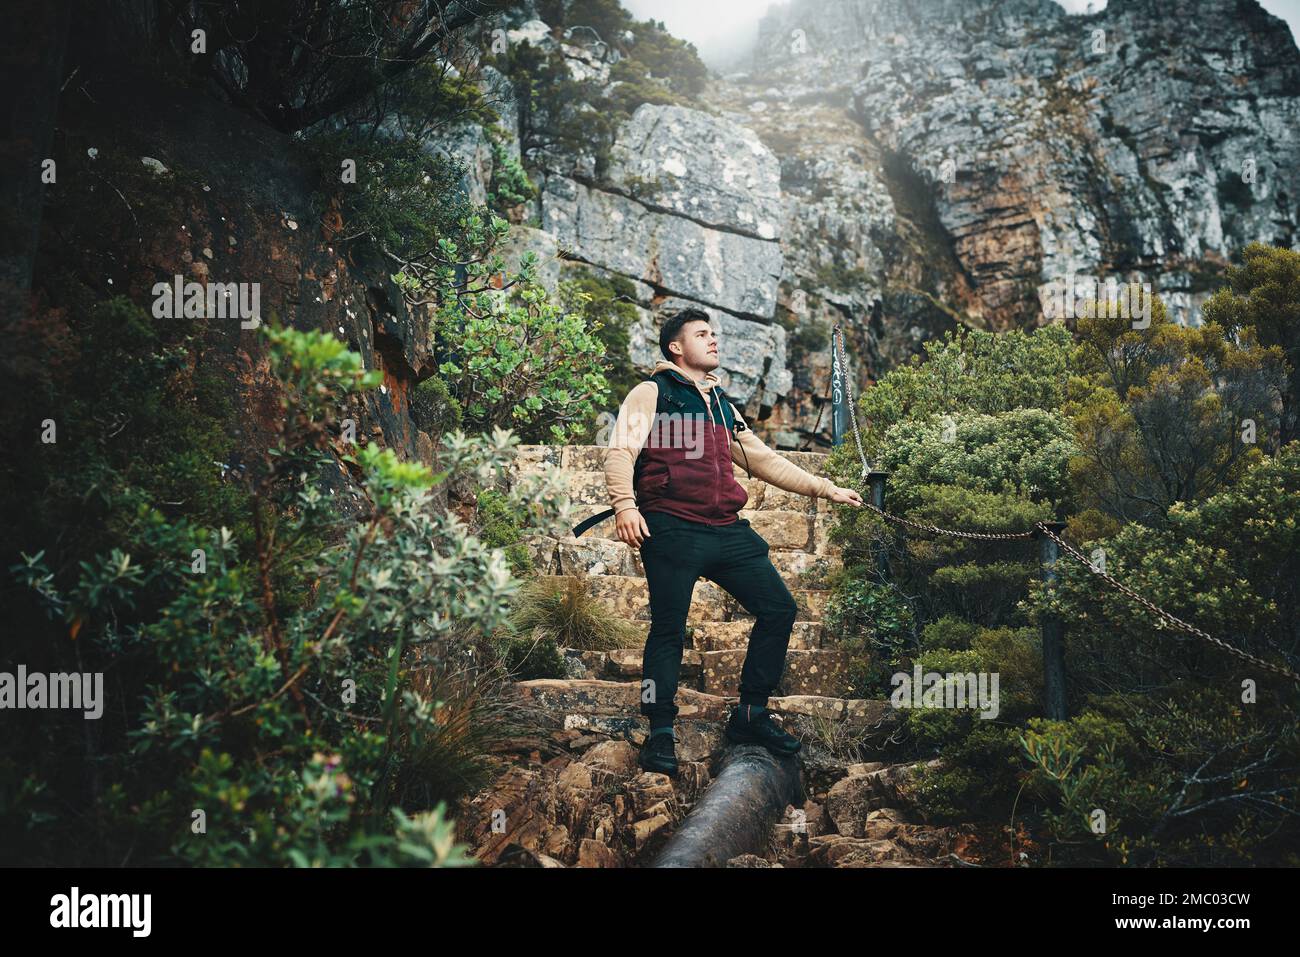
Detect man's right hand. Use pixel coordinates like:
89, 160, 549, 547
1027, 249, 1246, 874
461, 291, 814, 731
615, 507, 651, 547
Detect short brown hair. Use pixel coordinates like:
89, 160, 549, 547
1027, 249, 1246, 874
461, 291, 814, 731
659, 308, 711, 361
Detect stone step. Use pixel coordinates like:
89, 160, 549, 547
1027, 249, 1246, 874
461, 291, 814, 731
560, 620, 826, 656
530, 536, 840, 588
683, 619, 827, 652
698, 648, 853, 698
514, 678, 892, 732
540, 507, 840, 555
564, 574, 830, 624
510, 444, 831, 475
570, 646, 855, 699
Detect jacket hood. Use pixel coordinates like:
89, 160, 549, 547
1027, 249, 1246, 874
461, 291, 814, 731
652, 359, 720, 391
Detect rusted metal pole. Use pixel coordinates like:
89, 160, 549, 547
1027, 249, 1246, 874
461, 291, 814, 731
1035, 522, 1068, 720
652, 745, 803, 868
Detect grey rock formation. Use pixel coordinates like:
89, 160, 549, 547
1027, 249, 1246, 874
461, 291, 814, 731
751, 0, 1300, 329
421, 0, 1300, 447
540, 172, 784, 319
607, 104, 783, 240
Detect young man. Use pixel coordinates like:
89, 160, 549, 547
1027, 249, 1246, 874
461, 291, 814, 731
603, 307, 864, 777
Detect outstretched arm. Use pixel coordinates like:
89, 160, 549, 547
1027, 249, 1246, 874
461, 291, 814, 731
729, 402, 864, 506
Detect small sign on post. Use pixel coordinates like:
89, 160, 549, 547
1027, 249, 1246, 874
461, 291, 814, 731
831, 327, 848, 448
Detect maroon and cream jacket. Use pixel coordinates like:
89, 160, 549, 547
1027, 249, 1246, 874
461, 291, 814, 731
603, 359, 836, 526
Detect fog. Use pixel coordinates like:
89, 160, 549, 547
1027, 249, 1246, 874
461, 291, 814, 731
621, 0, 1300, 71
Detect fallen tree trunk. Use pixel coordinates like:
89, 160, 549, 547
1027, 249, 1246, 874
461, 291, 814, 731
652, 744, 804, 868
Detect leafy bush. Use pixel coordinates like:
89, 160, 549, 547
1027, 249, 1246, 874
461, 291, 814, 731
559, 270, 642, 406
841, 325, 1075, 464
411, 375, 464, 437
1066, 292, 1283, 526
823, 570, 915, 694
4, 326, 578, 866
487, 136, 536, 214
1200, 242, 1300, 446
1029, 443, 1300, 696
878, 408, 1077, 512
1019, 690, 1299, 866
475, 487, 535, 576
307, 128, 475, 276
909, 722, 1026, 824
428, 220, 612, 443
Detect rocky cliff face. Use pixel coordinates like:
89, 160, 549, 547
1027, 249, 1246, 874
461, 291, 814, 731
748, 0, 1300, 334
37, 71, 443, 513
473, 0, 1299, 447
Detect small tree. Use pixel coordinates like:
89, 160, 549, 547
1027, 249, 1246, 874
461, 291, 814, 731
1200, 242, 1300, 446
1066, 291, 1285, 527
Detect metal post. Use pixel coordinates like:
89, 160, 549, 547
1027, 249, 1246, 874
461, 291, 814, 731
831, 327, 847, 447
867, 470, 890, 581
1035, 522, 1068, 720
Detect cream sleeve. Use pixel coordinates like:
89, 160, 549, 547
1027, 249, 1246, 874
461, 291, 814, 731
603, 381, 659, 515
729, 402, 836, 499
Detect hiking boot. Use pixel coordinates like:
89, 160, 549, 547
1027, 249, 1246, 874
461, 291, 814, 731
725, 706, 802, 755
638, 732, 679, 777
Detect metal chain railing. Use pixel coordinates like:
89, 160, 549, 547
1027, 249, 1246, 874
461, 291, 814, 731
832, 326, 1300, 686
863, 502, 1037, 541
1035, 523, 1300, 685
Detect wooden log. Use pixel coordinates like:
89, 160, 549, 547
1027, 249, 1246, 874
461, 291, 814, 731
652, 744, 803, 867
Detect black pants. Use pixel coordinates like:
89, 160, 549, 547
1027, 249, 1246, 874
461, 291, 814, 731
638, 509, 799, 726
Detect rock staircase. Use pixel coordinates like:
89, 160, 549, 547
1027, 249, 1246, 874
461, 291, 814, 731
453, 445, 998, 868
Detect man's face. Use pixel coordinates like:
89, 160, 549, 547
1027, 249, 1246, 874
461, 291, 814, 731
672, 319, 719, 371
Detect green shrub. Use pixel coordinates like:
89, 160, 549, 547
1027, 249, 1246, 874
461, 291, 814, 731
970, 626, 1042, 719
899, 648, 989, 749
411, 375, 464, 437
879, 408, 1078, 512
308, 128, 474, 272
909, 722, 1026, 824
487, 136, 536, 214
559, 270, 641, 407
430, 221, 612, 443
1020, 680, 1300, 866
497, 633, 568, 680
1030, 443, 1300, 696
928, 561, 1038, 627
824, 571, 915, 693
1066, 292, 1282, 526
476, 487, 534, 576
838, 325, 1075, 465
920, 615, 981, 652
4, 327, 579, 866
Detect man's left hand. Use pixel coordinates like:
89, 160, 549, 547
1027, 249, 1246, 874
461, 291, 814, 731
827, 485, 864, 506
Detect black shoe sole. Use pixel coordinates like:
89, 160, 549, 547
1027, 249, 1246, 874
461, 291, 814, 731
724, 723, 802, 755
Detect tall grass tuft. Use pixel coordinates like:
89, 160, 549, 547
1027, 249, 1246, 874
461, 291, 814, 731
508, 575, 640, 652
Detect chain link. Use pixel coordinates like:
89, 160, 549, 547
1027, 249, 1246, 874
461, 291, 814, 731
863, 502, 1037, 541
832, 326, 1300, 686
1035, 523, 1300, 685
